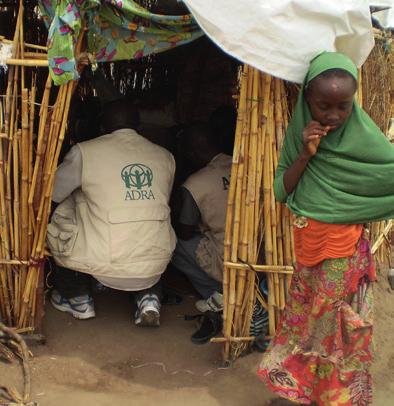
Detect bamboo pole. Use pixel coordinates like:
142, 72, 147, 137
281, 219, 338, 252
273, 79, 286, 311
23, 52, 48, 60
223, 65, 250, 359
262, 81, 276, 337
0, 90, 13, 326
267, 88, 281, 322
19, 1, 25, 90
0, 259, 30, 265
0, 121, 11, 262
12, 129, 21, 260
224, 261, 294, 275
21, 89, 29, 260
4, 59, 49, 67
0, 36, 48, 51
211, 336, 256, 343
28, 80, 36, 250
19, 87, 30, 317
371, 220, 392, 254
29, 75, 52, 217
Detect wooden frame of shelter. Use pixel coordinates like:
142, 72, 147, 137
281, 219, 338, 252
0, 2, 392, 364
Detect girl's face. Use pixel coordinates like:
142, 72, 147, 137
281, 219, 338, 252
305, 75, 356, 131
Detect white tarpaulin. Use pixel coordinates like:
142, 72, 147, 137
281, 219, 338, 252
369, 0, 394, 28
183, 0, 375, 83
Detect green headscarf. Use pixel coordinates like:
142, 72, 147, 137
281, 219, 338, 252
274, 52, 394, 224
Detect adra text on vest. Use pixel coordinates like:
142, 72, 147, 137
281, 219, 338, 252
125, 189, 155, 201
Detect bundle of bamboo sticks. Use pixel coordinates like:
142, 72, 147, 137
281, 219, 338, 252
0, 3, 80, 331
221, 66, 295, 360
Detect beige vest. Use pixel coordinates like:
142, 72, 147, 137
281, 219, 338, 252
183, 153, 232, 282
47, 129, 176, 279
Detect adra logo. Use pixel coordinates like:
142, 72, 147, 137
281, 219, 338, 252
121, 163, 155, 201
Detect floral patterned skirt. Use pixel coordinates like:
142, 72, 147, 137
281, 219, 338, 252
258, 237, 376, 406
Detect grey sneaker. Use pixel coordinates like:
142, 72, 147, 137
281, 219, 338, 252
135, 293, 160, 327
50, 290, 96, 320
195, 291, 223, 313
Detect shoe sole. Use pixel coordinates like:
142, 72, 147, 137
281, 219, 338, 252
135, 310, 160, 327
50, 298, 96, 320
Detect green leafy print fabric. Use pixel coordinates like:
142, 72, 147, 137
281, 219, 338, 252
39, 0, 203, 85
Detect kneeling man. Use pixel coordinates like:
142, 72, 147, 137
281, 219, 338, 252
47, 100, 176, 327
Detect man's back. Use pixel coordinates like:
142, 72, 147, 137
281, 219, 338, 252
80, 128, 175, 209
48, 128, 176, 281
48, 100, 175, 325
183, 153, 232, 236
180, 153, 232, 283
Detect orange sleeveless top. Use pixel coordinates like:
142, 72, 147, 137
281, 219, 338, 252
293, 218, 363, 267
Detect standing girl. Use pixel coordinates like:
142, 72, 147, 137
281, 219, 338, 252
258, 52, 394, 406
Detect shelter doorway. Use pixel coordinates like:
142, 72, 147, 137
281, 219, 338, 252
46, 34, 240, 339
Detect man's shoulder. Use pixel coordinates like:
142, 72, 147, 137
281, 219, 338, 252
183, 165, 214, 193
215, 153, 232, 166
143, 143, 175, 170
77, 133, 110, 149
148, 140, 174, 158
79, 129, 138, 147
184, 155, 232, 195
78, 130, 174, 166
120, 130, 174, 159
64, 143, 82, 159
186, 154, 232, 182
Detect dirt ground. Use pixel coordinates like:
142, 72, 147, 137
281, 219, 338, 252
370, 261, 394, 406
2, 265, 394, 406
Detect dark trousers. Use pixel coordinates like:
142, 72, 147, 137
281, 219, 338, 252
171, 236, 222, 300
53, 265, 91, 299
52, 264, 162, 301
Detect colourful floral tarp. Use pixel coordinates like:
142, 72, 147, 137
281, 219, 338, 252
39, 0, 203, 85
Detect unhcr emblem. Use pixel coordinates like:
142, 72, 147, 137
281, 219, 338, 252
121, 163, 155, 201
